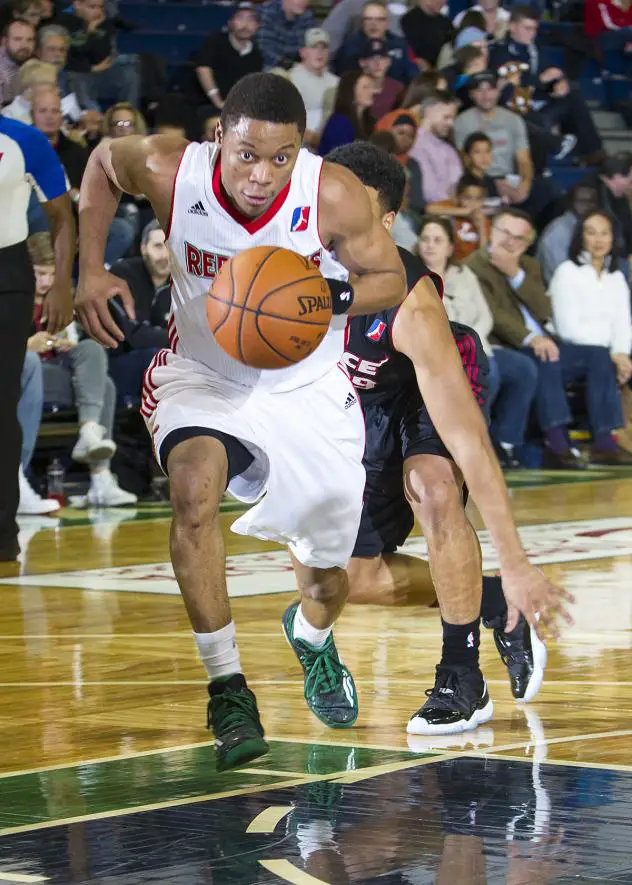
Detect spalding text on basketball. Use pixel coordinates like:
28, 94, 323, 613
297, 294, 331, 316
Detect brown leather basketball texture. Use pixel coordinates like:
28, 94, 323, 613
206, 246, 332, 370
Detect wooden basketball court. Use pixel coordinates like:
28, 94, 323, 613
1, 466, 632, 883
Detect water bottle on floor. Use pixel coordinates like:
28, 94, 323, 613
47, 458, 65, 508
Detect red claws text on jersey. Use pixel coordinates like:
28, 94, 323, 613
185, 241, 323, 279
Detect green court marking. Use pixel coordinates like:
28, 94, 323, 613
0, 742, 421, 832
503, 467, 632, 489
55, 498, 248, 527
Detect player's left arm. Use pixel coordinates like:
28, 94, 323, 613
392, 279, 574, 638
319, 162, 407, 315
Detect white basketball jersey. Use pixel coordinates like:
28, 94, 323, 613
166, 141, 348, 392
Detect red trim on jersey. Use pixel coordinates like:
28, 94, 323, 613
211, 152, 291, 235
315, 159, 329, 251
165, 147, 188, 240
457, 332, 484, 405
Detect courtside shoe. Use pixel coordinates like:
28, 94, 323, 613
407, 665, 494, 735
72, 422, 116, 464
493, 615, 547, 703
282, 602, 358, 728
87, 471, 138, 507
207, 674, 268, 771
18, 467, 60, 515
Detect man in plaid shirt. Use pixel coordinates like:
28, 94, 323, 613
258, 0, 315, 70
0, 19, 35, 105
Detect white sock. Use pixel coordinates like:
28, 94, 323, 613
194, 621, 242, 680
292, 604, 332, 648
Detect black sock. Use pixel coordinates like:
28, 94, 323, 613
440, 617, 480, 669
480, 575, 508, 629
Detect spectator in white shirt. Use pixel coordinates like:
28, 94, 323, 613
549, 210, 632, 388
287, 28, 338, 150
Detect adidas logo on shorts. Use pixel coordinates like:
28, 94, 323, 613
344, 392, 356, 410
188, 200, 208, 216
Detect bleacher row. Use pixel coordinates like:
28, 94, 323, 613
115, 1, 631, 195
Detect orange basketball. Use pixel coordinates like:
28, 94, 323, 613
207, 246, 332, 370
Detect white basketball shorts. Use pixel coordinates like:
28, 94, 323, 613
141, 350, 366, 569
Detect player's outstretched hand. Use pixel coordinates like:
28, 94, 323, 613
502, 562, 574, 640
75, 270, 136, 348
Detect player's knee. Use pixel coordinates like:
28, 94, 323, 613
300, 566, 348, 605
346, 556, 382, 601
168, 441, 226, 535
405, 458, 462, 526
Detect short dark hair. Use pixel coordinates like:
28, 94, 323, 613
401, 70, 446, 109
509, 4, 539, 23
326, 141, 406, 215
220, 72, 306, 138
2, 17, 35, 38
457, 9, 486, 31
600, 152, 632, 179
420, 89, 458, 114
141, 218, 163, 247
456, 173, 486, 195
493, 205, 533, 229
462, 130, 492, 155
368, 130, 397, 154
454, 45, 485, 73
569, 209, 619, 269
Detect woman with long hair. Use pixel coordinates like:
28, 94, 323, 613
549, 209, 632, 454
318, 71, 376, 155
417, 216, 538, 467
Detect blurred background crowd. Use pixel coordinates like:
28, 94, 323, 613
2, 0, 632, 518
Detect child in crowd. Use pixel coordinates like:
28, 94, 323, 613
426, 174, 492, 262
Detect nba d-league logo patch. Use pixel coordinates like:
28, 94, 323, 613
366, 318, 387, 341
290, 206, 310, 232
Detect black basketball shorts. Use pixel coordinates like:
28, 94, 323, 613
352, 323, 490, 559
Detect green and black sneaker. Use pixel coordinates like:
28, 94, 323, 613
207, 673, 269, 771
282, 602, 358, 728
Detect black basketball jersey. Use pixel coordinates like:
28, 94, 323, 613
341, 247, 444, 401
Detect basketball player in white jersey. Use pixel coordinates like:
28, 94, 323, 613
75, 73, 410, 770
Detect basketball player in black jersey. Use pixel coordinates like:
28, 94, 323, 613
327, 143, 572, 735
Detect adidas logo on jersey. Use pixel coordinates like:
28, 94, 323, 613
344, 392, 356, 409
188, 200, 208, 216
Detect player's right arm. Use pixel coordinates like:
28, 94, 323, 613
76, 135, 187, 346
392, 277, 574, 639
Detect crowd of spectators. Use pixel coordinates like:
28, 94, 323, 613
2, 0, 632, 513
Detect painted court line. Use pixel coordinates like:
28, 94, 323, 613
246, 805, 295, 833
259, 860, 329, 884
0, 873, 49, 883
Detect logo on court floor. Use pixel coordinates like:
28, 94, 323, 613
290, 205, 310, 232
7, 517, 632, 600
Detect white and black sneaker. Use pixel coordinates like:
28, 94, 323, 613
493, 615, 547, 703
407, 665, 494, 736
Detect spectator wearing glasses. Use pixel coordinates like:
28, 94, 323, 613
322, 0, 407, 55
417, 215, 537, 468
466, 208, 632, 468
100, 101, 150, 245
335, 0, 418, 84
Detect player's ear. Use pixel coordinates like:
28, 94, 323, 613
382, 211, 396, 232
215, 120, 224, 146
